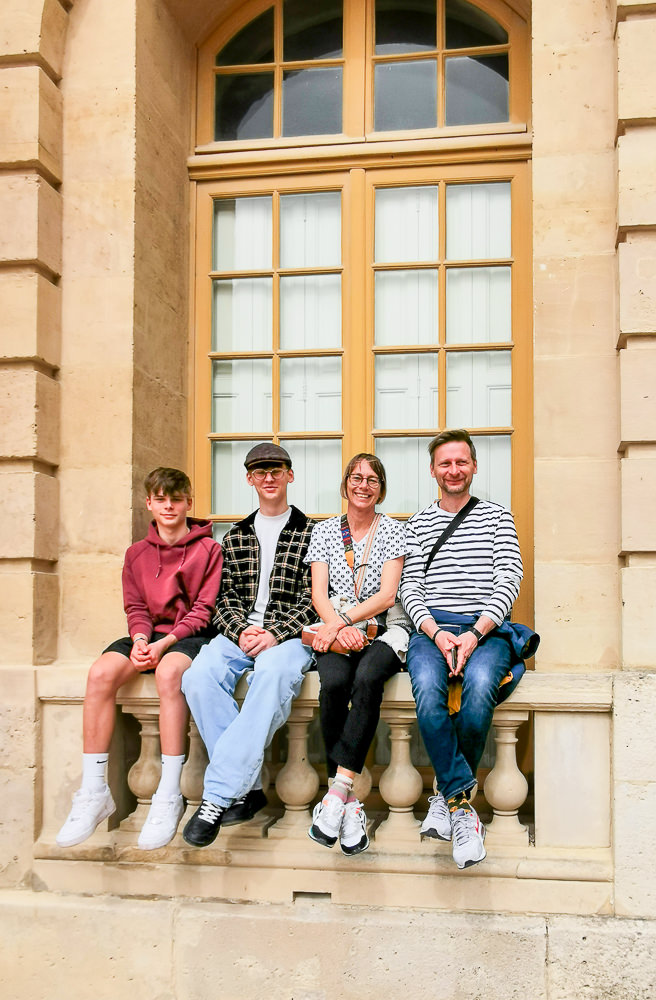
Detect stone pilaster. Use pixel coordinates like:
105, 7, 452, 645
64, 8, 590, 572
0, 0, 67, 665
615, 0, 656, 919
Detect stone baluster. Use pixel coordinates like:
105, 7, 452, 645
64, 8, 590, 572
268, 704, 319, 837
375, 707, 423, 845
180, 719, 208, 816
119, 704, 161, 832
352, 765, 372, 804
483, 707, 530, 844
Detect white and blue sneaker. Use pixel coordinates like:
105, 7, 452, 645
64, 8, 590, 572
451, 803, 486, 869
340, 799, 369, 856
420, 792, 452, 842
308, 793, 345, 848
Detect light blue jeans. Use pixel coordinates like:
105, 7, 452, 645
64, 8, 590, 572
181, 633, 313, 807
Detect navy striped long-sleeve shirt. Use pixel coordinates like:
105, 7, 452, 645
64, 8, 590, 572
400, 499, 523, 631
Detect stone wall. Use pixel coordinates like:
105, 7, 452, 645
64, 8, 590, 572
1, 0, 656, 997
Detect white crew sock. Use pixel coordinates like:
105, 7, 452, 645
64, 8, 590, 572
81, 752, 109, 793
155, 754, 186, 799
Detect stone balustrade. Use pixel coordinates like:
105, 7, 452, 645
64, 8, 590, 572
34, 667, 614, 915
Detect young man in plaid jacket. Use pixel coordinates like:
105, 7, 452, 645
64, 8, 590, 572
182, 443, 315, 847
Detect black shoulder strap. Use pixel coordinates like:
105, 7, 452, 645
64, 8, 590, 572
424, 496, 479, 574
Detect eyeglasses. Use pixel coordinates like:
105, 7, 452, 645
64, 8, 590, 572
348, 474, 381, 488
249, 467, 287, 481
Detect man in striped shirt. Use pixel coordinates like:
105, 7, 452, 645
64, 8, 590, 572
400, 429, 523, 870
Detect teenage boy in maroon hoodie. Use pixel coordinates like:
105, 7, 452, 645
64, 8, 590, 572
57, 468, 223, 851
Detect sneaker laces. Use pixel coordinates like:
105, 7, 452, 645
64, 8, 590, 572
341, 800, 365, 838
197, 800, 223, 823
427, 793, 449, 820
69, 787, 105, 818
451, 808, 477, 848
146, 795, 180, 824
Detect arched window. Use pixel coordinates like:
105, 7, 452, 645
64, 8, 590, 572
192, 0, 533, 621
197, 0, 529, 144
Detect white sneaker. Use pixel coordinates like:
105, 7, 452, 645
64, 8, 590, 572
451, 804, 486, 869
420, 792, 452, 841
308, 793, 345, 848
56, 785, 115, 847
340, 799, 369, 856
137, 793, 184, 850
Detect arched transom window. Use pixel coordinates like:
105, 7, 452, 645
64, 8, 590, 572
197, 0, 529, 144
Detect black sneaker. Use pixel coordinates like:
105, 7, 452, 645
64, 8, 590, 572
182, 799, 224, 847
221, 788, 268, 827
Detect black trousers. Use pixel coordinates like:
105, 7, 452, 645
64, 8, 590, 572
316, 641, 400, 778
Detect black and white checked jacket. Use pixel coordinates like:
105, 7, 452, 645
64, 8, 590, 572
213, 505, 315, 645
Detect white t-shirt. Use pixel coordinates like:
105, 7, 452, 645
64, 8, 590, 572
247, 507, 292, 626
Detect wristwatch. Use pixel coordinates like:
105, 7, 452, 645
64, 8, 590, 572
469, 626, 484, 644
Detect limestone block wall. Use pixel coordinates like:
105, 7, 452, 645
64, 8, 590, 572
617, 3, 656, 670
614, 0, 656, 920
132, 0, 193, 539
532, 0, 620, 672
0, 0, 67, 666
57, 0, 138, 660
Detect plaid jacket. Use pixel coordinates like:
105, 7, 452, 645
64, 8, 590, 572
213, 505, 315, 645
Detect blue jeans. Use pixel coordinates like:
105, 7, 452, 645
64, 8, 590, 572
181, 633, 313, 807
407, 611, 511, 801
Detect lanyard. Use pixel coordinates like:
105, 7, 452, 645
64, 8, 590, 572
340, 513, 381, 599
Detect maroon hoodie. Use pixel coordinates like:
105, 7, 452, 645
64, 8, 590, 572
122, 518, 223, 641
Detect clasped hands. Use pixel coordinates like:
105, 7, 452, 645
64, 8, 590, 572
433, 627, 479, 677
311, 619, 365, 653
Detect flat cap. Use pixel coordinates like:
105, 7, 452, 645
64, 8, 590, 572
244, 442, 292, 469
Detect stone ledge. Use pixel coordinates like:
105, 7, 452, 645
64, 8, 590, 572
29, 857, 612, 917
36, 665, 614, 712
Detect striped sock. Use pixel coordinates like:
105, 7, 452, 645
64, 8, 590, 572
328, 774, 353, 805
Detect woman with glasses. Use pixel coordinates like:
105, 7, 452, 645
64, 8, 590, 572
304, 453, 407, 855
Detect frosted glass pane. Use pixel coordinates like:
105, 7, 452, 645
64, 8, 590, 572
216, 8, 274, 64
375, 437, 436, 513
446, 350, 511, 427
374, 60, 437, 132
212, 440, 260, 516
375, 354, 438, 429
282, 68, 342, 136
213, 197, 272, 271
446, 183, 511, 260
445, 267, 511, 344
445, 55, 509, 127
212, 522, 235, 542
280, 192, 341, 268
375, 186, 438, 263
283, 439, 342, 513
470, 434, 511, 508
280, 274, 341, 349
375, 0, 436, 55
212, 278, 272, 351
283, 0, 343, 60
280, 356, 341, 431
212, 360, 272, 433
445, 0, 508, 48
375, 269, 438, 346
214, 73, 274, 141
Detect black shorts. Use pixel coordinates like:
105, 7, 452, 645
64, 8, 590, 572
103, 631, 214, 664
